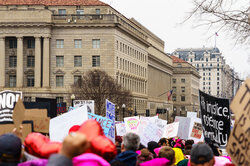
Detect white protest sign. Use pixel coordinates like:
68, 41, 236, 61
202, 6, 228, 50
49, 105, 88, 142
124, 116, 140, 133
0, 90, 22, 122
116, 123, 126, 136
188, 118, 204, 142
155, 118, 167, 129
73, 100, 94, 114
187, 112, 197, 118
163, 122, 179, 138
175, 116, 191, 139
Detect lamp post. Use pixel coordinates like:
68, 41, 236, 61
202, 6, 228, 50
116, 106, 119, 121
134, 105, 137, 116
122, 104, 126, 119
70, 94, 75, 107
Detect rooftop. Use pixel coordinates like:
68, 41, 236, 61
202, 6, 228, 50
170, 56, 188, 63
0, 0, 108, 6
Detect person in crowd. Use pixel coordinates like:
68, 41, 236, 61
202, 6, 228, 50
190, 143, 215, 166
110, 133, 140, 166
204, 138, 220, 156
47, 132, 89, 166
158, 138, 169, 146
173, 147, 185, 165
0, 133, 22, 166
158, 146, 176, 166
136, 148, 154, 165
147, 141, 159, 158
115, 136, 123, 154
184, 140, 194, 156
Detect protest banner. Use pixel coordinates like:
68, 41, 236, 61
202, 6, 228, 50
124, 116, 140, 133
175, 116, 191, 139
226, 79, 250, 166
56, 102, 67, 115
0, 90, 22, 123
73, 100, 94, 114
155, 118, 167, 129
187, 112, 197, 118
116, 122, 126, 136
199, 90, 230, 147
50, 105, 88, 142
106, 99, 115, 142
88, 112, 112, 137
163, 122, 179, 138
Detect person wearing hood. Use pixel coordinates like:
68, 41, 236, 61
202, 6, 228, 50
147, 141, 159, 158
110, 133, 140, 166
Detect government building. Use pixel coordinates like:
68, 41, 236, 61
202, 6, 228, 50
0, 0, 173, 117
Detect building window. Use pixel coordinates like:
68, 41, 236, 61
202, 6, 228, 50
203, 82, 205, 85
56, 76, 64, 87
56, 97, 64, 103
92, 55, 100, 67
190, 58, 193, 62
217, 82, 219, 85
203, 87, 205, 90
217, 73, 220, 76
217, 77, 220, 80
27, 39, 35, 48
173, 95, 176, 101
217, 58, 220, 62
217, 64, 219, 67
56, 39, 64, 48
9, 75, 16, 87
217, 87, 220, 90
76, 9, 84, 15
27, 75, 34, 87
74, 56, 82, 67
9, 39, 17, 48
9, 56, 17, 67
27, 56, 35, 67
181, 87, 185, 92
210, 63, 212, 66
181, 79, 185, 83
74, 39, 82, 48
92, 39, 100, 48
202, 64, 204, 67
217, 91, 220, 95
96, 9, 100, 14
209, 82, 211, 85
203, 77, 205, 80
209, 77, 211, 80
172, 86, 176, 92
197, 64, 199, 67
217, 68, 220, 71
24, 97, 32, 102
74, 75, 82, 84
58, 9, 66, 15
56, 56, 64, 67
206, 58, 208, 62
181, 96, 185, 101
209, 73, 211, 76
172, 78, 176, 83
203, 73, 205, 76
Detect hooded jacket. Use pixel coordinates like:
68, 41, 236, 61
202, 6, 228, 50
110, 150, 138, 166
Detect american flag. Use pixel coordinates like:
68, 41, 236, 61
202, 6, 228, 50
167, 90, 173, 101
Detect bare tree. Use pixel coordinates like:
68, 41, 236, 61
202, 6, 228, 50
185, 0, 250, 43
71, 70, 133, 118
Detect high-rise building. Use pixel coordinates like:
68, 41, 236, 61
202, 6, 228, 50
173, 47, 236, 99
0, 0, 173, 117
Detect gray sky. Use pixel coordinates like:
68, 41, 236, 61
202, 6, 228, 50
102, 0, 250, 79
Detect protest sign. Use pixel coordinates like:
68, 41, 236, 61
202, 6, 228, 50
57, 102, 67, 114
175, 116, 191, 139
155, 118, 167, 129
106, 99, 115, 142
188, 117, 204, 142
50, 105, 88, 142
124, 116, 140, 133
163, 122, 179, 138
73, 100, 94, 114
187, 112, 197, 118
116, 122, 126, 136
226, 79, 250, 166
0, 90, 22, 123
88, 112, 112, 137
199, 90, 230, 147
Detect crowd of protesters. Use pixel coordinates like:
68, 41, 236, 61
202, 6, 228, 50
0, 123, 234, 166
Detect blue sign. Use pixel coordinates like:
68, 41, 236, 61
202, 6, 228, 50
106, 99, 115, 142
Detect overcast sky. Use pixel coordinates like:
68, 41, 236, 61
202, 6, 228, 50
102, 0, 250, 79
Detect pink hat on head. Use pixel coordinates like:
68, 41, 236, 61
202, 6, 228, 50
140, 158, 170, 166
73, 153, 110, 166
154, 147, 161, 156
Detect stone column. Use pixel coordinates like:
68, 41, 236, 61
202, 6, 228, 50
35, 36, 41, 87
43, 36, 50, 87
0, 36, 5, 87
17, 36, 23, 87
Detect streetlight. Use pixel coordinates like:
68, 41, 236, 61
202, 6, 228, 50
122, 104, 126, 119
134, 105, 137, 116
116, 106, 119, 121
71, 94, 75, 107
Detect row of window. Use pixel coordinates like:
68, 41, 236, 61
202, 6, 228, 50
116, 41, 146, 62
172, 86, 185, 93
202, 72, 220, 76
9, 55, 34, 68
56, 39, 100, 49
117, 57, 146, 77
172, 78, 185, 84
189, 57, 220, 62
56, 55, 100, 67
8, 39, 35, 49
172, 95, 185, 102
8, 75, 34, 87
58, 8, 101, 15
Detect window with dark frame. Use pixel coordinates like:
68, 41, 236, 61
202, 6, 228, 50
27, 56, 35, 67
56, 76, 64, 87
56, 56, 64, 67
9, 75, 16, 87
74, 75, 82, 84
74, 56, 82, 67
92, 56, 100, 67
9, 56, 17, 67
27, 75, 34, 87
9, 39, 17, 48
92, 39, 100, 48
27, 39, 35, 48
181, 96, 185, 101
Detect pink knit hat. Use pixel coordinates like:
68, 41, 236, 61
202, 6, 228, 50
140, 158, 170, 166
73, 153, 110, 166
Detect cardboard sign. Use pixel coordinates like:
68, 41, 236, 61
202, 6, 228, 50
175, 116, 191, 139
226, 79, 250, 166
163, 122, 179, 138
187, 112, 197, 118
50, 105, 88, 142
116, 122, 126, 136
190, 122, 202, 139
88, 112, 112, 137
12, 98, 26, 129
188, 118, 204, 142
199, 90, 231, 147
73, 100, 95, 114
124, 116, 140, 133
0, 90, 22, 122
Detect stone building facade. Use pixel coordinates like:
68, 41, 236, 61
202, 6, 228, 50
170, 56, 200, 118
0, 0, 173, 117
173, 47, 236, 99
